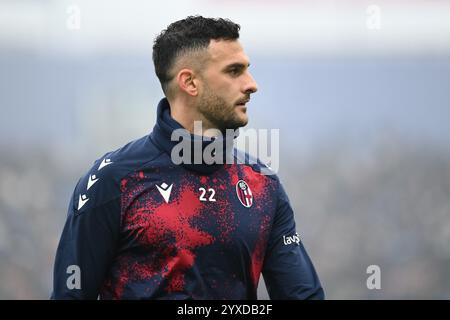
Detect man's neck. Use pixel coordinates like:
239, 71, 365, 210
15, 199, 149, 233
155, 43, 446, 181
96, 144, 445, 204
168, 98, 219, 137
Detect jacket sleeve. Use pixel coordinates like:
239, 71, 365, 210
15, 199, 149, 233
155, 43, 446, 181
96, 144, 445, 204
51, 177, 121, 300
262, 180, 324, 300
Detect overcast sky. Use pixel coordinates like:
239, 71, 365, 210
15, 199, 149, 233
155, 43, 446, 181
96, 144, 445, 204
1, 0, 450, 56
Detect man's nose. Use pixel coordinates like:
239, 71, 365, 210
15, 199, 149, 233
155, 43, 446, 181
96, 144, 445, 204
243, 72, 258, 94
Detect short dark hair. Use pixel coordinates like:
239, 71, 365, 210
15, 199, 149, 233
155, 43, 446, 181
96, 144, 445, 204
152, 16, 241, 95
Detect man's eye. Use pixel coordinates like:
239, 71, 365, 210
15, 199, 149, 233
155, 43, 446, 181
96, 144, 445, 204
229, 69, 240, 76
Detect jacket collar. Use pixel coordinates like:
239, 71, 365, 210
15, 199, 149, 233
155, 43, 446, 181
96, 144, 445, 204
150, 98, 238, 174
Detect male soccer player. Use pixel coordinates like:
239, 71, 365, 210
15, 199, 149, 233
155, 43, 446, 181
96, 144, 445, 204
51, 16, 324, 300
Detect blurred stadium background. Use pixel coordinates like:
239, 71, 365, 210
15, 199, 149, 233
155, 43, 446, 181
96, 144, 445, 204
1, 0, 450, 299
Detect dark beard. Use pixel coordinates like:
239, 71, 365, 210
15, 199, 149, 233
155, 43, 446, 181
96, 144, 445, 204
197, 87, 247, 132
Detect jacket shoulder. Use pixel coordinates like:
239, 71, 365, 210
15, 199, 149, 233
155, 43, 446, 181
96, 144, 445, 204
73, 135, 163, 213
233, 148, 279, 182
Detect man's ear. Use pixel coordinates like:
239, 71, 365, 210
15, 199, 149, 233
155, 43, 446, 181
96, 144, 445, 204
176, 69, 198, 96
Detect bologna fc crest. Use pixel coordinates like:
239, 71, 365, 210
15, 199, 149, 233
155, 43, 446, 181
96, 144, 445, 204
236, 180, 253, 208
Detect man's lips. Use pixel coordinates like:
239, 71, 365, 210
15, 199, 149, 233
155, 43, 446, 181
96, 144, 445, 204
236, 98, 250, 106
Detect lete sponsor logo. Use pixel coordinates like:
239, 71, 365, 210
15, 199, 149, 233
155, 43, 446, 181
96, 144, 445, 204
283, 233, 301, 246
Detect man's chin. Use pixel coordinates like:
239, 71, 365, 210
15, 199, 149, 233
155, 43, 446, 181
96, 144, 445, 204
219, 117, 248, 131
237, 111, 248, 127
232, 117, 248, 130
239, 117, 248, 127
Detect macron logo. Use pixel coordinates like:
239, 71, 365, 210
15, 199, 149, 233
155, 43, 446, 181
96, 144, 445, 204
87, 174, 99, 190
78, 194, 89, 210
156, 182, 173, 203
98, 158, 113, 170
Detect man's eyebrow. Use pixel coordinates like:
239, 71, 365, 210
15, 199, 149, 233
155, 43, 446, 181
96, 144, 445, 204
223, 62, 251, 70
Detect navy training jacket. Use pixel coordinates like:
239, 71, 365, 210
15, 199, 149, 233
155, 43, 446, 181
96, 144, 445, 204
51, 98, 324, 300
